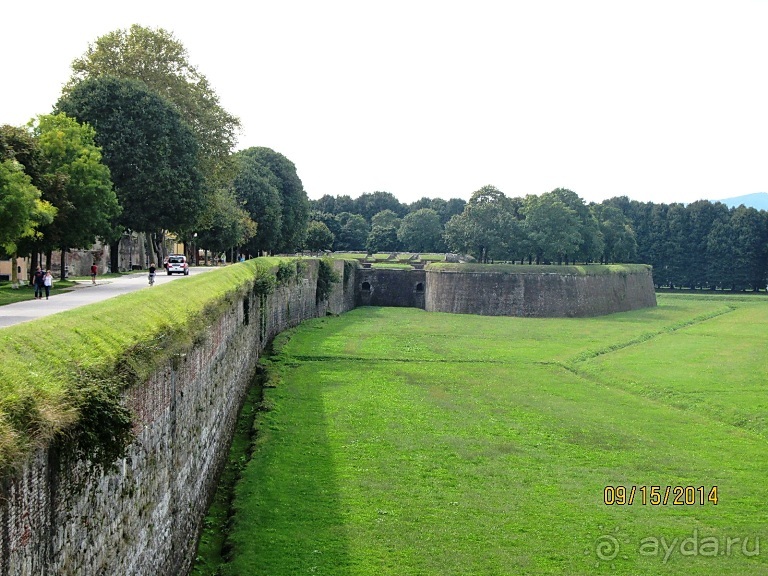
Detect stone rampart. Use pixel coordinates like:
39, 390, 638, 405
0, 259, 354, 576
424, 264, 657, 317
356, 268, 426, 308
0, 260, 657, 575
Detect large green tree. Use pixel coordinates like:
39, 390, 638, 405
0, 125, 58, 284
31, 113, 120, 278
232, 151, 283, 255
236, 147, 309, 253
304, 220, 335, 252
57, 76, 204, 270
593, 203, 637, 263
371, 209, 401, 230
444, 186, 521, 262
0, 159, 56, 284
354, 191, 406, 221
195, 187, 256, 257
66, 24, 240, 187
548, 188, 603, 263
684, 200, 730, 288
729, 206, 768, 291
397, 208, 445, 253
365, 225, 400, 254
334, 212, 369, 251
523, 193, 582, 264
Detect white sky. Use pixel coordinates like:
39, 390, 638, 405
3, 0, 768, 205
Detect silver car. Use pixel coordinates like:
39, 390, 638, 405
166, 255, 189, 275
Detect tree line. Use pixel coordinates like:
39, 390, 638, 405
1, 25, 310, 281
307, 186, 768, 291
2, 25, 765, 292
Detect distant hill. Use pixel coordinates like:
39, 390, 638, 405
716, 192, 768, 210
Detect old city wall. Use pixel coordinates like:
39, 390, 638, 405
0, 262, 656, 576
356, 268, 426, 309
424, 265, 657, 317
0, 260, 355, 576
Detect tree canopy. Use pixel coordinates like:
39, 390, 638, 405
304, 220, 335, 252
57, 76, 204, 235
31, 113, 120, 258
235, 147, 309, 253
397, 208, 445, 253
66, 24, 240, 185
0, 159, 56, 255
57, 75, 205, 268
444, 185, 522, 262
195, 187, 256, 256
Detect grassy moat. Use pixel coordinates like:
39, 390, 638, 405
195, 293, 768, 575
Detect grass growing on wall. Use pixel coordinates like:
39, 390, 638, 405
426, 262, 651, 275
0, 257, 288, 475
220, 294, 768, 575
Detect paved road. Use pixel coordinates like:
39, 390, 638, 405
0, 267, 217, 329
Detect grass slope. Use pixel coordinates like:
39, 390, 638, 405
0, 258, 286, 473
426, 262, 651, 275
221, 294, 768, 575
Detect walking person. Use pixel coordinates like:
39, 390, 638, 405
43, 270, 53, 300
90, 262, 98, 285
32, 266, 45, 300
148, 263, 156, 286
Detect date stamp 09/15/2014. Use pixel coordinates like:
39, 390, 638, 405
604, 485, 719, 506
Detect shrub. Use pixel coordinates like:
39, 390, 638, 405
316, 258, 341, 304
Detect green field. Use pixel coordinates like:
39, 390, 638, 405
209, 294, 768, 575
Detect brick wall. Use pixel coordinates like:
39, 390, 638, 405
0, 259, 354, 576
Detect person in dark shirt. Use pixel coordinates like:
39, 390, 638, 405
33, 267, 45, 300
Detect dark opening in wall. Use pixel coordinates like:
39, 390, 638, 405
361, 281, 371, 291
415, 282, 424, 292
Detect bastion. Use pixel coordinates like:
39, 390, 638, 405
357, 263, 657, 317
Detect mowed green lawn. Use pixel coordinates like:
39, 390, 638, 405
222, 294, 768, 575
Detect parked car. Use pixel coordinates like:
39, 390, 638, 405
166, 254, 189, 275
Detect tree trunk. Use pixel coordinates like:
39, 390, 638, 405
157, 230, 166, 263
30, 252, 39, 283
10, 254, 19, 288
144, 232, 155, 266
110, 239, 120, 274
59, 249, 67, 281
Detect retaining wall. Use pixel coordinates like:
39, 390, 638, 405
0, 261, 657, 575
425, 265, 657, 317
0, 259, 354, 576
356, 268, 426, 308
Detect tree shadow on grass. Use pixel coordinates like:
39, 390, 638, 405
224, 362, 353, 575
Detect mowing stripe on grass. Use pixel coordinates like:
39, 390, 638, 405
214, 296, 768, 575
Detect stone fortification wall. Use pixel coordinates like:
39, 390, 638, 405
357, 268, 426, 309
425, 265, 656, 317
1, 260, 658, 575
0, 259, 354, 576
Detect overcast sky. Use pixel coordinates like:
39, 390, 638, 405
3, 0, 767, 205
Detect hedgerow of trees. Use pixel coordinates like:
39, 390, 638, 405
2, 24, 766, 291
308, 186, 767, 291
